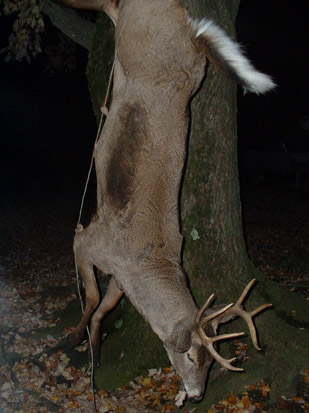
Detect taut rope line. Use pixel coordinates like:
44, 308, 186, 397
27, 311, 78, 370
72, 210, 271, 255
75, 57, 115, 232
74, 60, 114, 411
73, 1, 138, 410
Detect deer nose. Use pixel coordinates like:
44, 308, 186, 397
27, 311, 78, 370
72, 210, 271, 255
188, 394, 203, 403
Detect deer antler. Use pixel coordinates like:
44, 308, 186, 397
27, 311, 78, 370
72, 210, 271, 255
196, 279, 272, 371
196, 298, 245, 371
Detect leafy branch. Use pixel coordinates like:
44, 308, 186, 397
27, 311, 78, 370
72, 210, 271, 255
1, 0, 96, 66
1, 0, 44, 62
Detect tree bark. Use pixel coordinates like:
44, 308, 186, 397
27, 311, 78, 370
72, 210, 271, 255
84, 0, 308, 409
42, 0, 95, 50
180, 0, 247, 303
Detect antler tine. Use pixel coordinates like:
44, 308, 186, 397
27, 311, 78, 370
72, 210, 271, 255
195, 279, 272, 370
234, 280, 272, 315
197, 320, 245, 371
205, 332, 246, 344
196, 300, 245, 371
244, 303, 272, 349
250, 303, 273, 318
199, 303, 234, 328
234, 278, 256, 307
195, 293, 216, 325
230, 306, 261, 350
206, 352, 243, 372
222, 279, 272, 350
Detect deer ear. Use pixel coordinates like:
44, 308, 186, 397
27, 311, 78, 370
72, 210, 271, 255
165, 321, 192, 352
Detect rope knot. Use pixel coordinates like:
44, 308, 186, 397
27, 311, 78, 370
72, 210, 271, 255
101, 104, 109, 116
75, 223, 84, 234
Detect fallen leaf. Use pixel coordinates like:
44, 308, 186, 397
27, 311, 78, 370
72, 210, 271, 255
140, 377, 152, 386
292, 396, 304, 403
245, 384, 256, 390
1, 383, 11, 392
241, 394, 250, 409
98, 389, 108, 397
227, 392, 238, 405
175, 390, 186, 407
260, 383, 270, 397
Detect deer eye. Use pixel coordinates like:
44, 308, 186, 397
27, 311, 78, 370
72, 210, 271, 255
187, 353, 194, 363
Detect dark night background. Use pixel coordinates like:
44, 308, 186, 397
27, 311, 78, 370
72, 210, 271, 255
0, 0, 308, 204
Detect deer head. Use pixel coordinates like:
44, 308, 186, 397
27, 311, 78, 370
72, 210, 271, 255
164, 279, 271, 402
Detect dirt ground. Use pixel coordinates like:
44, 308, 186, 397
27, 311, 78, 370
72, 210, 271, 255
0, 181, 308, 412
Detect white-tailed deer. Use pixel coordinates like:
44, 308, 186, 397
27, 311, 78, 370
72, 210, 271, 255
55, 0, 274, 403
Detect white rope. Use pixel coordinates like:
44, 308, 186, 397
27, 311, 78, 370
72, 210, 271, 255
76, 0, 138, 230
74, 257, 97, 411
74, 58, 115, 413
74, 1, 138, 410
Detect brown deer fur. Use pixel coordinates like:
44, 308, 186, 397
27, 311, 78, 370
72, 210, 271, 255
57, 0, 274, 402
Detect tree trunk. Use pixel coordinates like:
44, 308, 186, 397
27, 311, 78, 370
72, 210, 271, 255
85, 1, 308, 409
180, 0, 248, 303
42, 0, 95, 50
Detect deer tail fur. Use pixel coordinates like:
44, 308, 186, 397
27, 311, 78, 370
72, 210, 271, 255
189, 17, 276, 95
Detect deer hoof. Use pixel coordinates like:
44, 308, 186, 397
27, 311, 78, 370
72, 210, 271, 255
65, 330, 83, 349
88, 346, 100, 367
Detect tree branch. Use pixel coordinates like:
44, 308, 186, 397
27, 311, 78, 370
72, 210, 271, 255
41, 0, 96, 50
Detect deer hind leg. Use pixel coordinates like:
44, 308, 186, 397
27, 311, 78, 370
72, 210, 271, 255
90, 276, 123, 366
66, 250, 100, 349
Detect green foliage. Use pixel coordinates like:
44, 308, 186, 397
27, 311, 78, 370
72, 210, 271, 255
1, 0, 44, 62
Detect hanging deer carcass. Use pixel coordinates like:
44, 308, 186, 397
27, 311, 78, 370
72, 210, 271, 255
56, 0, 274, 403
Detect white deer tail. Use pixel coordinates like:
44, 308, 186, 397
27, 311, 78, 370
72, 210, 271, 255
189, 17, 276, 94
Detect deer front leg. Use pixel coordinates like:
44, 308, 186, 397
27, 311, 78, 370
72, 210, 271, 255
90, 276, 123, 366
66, 250, 100, 349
